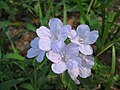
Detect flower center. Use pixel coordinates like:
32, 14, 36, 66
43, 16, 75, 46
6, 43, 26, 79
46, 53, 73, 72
78, 37, 84, 44
51, 32, 59, 40
60, 54, 68, 62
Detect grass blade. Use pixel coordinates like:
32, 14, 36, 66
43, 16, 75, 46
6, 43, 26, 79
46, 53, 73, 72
101, 10, 120, 48
76, 0, 89, 25
3, 53, 24, 61
105, 46, 116, 90
0, 78, 28, 90
38, 0, 43, 25
5, 31, 18, 54
63, 0, 67, 25
96, 38, 120, 57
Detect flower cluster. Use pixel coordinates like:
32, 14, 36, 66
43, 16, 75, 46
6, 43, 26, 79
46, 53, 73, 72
27, 18, 99, 84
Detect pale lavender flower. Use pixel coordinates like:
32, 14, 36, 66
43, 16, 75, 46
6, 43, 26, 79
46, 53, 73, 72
68, 67, 80, 84
36, 18, 71, 52
27, 37, 45, 63
68, 24, 99, 55
46, 43, 82, 74
68, 53, 94, 84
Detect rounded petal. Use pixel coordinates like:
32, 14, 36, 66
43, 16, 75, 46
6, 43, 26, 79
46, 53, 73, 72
27, 48, 40, 58
79, 67, 91, 78
30, 37, 39, 48
39, 38, 51, 51
65, 60, 73, 70
73, 57, 82, 67
85, 30, 99, 44
51, 40, 65, 52
70, 36, 81, 46
49, 18, 63, 33
36, 50, 45, 63
68, 68, 79, 78
65, 43, 79, 58
46, 50, 61, 63
66, 59, 79, 70
59, 25, 71, 41
79, 44, 93, 55
68, 30, 77, 39
76, 24, 90, 39
51, 62, 67, 74
73, 78, 80, 84
36, 26, 51, 38
80, 54, 94, 68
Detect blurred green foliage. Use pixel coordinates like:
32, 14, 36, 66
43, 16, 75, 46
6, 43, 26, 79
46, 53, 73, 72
0, 0, 120, 89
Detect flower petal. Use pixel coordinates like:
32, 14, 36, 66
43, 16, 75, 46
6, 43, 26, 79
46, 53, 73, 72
76, 24, 90, 39
59, 25, 71, 41
65, 43, 79, 58
66, 59, 79, 70
39, 38, 51, 51
68, 30, 77, 39
80, 54, 94, 68
30, 37, 39, 48
79, 66, 91, 78
51, 62, 67, 74
27, 48, 40, 58
85, 30, 99, 44
68, 67, 79, 83
73, 57, 82, 67
70, 36, 81, 46
49, 18, 63, 33
73, 78, 80, 84
79, 44, 93, 55
36, 26, 51, 38
51, 40, 65, 52
36, 50, 45, 63
65, 60, 73, 70
46, 50, 61, 63
68, 66, 87, 84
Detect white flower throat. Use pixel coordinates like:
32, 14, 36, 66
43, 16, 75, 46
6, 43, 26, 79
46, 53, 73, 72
60, 54, 68, 62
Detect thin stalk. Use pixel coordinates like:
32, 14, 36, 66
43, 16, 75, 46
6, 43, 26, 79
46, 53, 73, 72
96, 38, 120, 57
76, 0, 89, 25
63, 0, 67, 25
86, 0, 94, 15
101, 1, 105, 47
105, 46, 116, 90
5, 31, 18, 54
38, 0, 43, 25
96, 43, 113, 57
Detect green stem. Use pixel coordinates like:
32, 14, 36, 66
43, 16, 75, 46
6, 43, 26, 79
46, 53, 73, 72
76, 0, 89, 25
63, 0, 67, 25
5, 31, 18, 54
105, 46, 116, 90
38, 0, 43, 25
96, 38, 120, 57
101, 1, 105, 48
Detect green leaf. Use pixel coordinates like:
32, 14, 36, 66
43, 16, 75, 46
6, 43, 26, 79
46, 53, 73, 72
111, 46, 116, 76
24, 22, 36, 32
76, 0, 89, 25
3, 53, 24, 61
20, 83, 34, 90
0, 21, 11, 28
0, 49, 2, 59
101, 10, 120, 47
67, 79, 77, 90
62, 72, 77, 90
0, 1, 9, 10
0, 78, 28, 90
105, 46, 116, 90
62, 72, 69, 87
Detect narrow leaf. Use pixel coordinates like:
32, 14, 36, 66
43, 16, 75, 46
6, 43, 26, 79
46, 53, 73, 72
3, 53, 24, 61
0, 78, 28, 90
